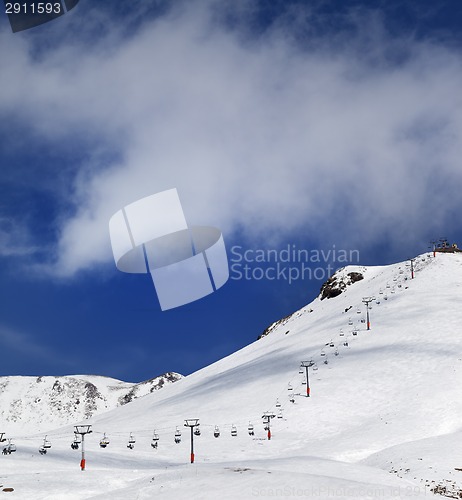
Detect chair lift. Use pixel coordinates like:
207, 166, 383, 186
339, 329, 344, 336
356, 308, 361, 314
248, 422, 254, 436
313, 363, 318, 371
288, 382, 293, 391
151, 431, 159, 448
100, 433, 110, 448
174, 427, 181, 444
127, 433, 135, 449
324, 356, 329, 365
71, 433, 80, 450
277, 409, 283, 419
231, 425, 237, 437
43, 435, 52, 449
194, 426, 201, 436
329, 340, 335, 347
334, 349, 339, 356
39, 446, 47, 455
343, 340, 349, 347
384, 294, 388, 300
289, 394, 295, 403
352, 329, 358, 336
7, 440, 16, 453
320, 350, 326, 356
213, 426, 220, 438
275, 399, 281, 408
301, 376, 306, 385
348, 318, 353, 325
376, 299, 380, 304
298, 367, 304, 374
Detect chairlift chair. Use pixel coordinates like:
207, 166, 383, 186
174, 427, 182, 444
127, 433, 136, 449
329, 341, 334, 347
348, 318, 353, 325
320, 350, 326, 356
343, 340, 349, 347
301, 377, 306, 385
151, 431, 160, 448
334, 349, 339, 356
339, 329, 344, 336
194, 426, 201, 436
289, 394, 295, 403
248, 423, 254, 436
313, 363, 318, 371
324, 357, 329, 365
8, 441, 16, 453
277, 409, 283, 419
352, 329, 358, 336
43, 435, 52, 449
71, 433, 80, 450
100, 433, 110, 448
275, 399, 281, 408
298, 367, 304, 374
39, 446, 47, 455
213, 426, 220, 438
231, 425, 237, 437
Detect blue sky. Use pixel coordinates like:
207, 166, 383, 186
1, 0, 462, 382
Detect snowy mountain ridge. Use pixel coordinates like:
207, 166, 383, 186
0, 372, 182, 433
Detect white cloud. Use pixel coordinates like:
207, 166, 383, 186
1, 3, 462, 276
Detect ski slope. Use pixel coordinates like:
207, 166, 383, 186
2, 252, 462, 499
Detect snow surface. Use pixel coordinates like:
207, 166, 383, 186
2, 252, 461, 498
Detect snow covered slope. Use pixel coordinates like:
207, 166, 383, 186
0, 372, 182, 433
2, 252, 462, 499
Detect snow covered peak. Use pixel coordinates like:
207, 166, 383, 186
0, 372, 182, 434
